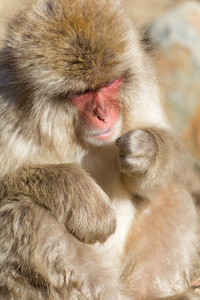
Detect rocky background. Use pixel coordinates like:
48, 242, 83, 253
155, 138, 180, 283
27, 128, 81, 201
0, 0, 200, 160
145, 1, 200, 162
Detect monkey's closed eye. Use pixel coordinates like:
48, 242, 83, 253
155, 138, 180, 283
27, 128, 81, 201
95, 80, 115, 91
58, 89, 89, 101
58, 79, 117, 102
104, 80, 114, 87
70, 81, 115, 99
73, 89, 91, 97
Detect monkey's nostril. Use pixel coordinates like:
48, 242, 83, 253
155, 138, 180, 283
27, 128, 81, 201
94, 106, 110, 122
96, 115, 109, 122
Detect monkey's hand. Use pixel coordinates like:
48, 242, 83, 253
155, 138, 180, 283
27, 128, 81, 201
61, 165, 117, 244
115, 129, 157, 175
115, 128, 189, 195
1, 164, 116, 245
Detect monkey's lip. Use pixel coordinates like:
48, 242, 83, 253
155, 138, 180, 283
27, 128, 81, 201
94, 128, 116, 140
89, 119, 121, 142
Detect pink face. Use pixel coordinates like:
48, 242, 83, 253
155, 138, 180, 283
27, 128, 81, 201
70, 79, 122, 143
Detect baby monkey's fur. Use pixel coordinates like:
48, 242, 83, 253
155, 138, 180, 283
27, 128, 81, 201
0, 0, 199, 299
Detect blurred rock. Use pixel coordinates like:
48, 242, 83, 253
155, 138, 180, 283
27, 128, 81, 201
148, 1, 200, 159
184, 102, 200, 160
123, 0, 188, 29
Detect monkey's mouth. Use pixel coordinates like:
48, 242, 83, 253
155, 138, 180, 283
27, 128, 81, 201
86, 119, 121, 143
94, 117, 122, 141
96, 129, 114, 139
93, 125, 119, 141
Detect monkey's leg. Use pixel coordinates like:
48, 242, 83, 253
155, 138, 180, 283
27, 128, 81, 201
121, 185, 197, 299
0, 195, 84, 299
0, 195, 123, 300
0, 163, 116, 244
0, 267, 48, 300
151, 290, 200, 300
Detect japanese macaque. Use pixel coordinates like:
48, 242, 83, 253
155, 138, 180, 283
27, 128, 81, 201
0, 0, 199, 299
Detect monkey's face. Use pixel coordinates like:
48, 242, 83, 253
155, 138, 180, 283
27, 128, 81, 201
70, 78, 123, 145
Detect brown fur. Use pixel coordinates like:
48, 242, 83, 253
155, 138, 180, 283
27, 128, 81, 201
0, 164, 116, 244
0, 0, 199, 299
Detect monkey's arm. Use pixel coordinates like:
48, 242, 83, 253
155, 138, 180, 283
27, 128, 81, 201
116, 127, 190, 195
0, 195, 119, 300
0, 164, 116, 244
117, 128, 198, 297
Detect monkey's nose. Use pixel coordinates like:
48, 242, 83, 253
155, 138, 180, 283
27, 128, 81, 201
94, 106, 110, 122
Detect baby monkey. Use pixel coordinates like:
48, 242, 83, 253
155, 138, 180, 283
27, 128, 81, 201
0, 0, 199, 299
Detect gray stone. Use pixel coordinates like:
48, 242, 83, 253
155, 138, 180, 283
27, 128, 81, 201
149, 1, 200, 133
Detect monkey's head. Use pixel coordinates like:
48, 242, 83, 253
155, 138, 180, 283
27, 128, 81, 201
4, 0, 142, 147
